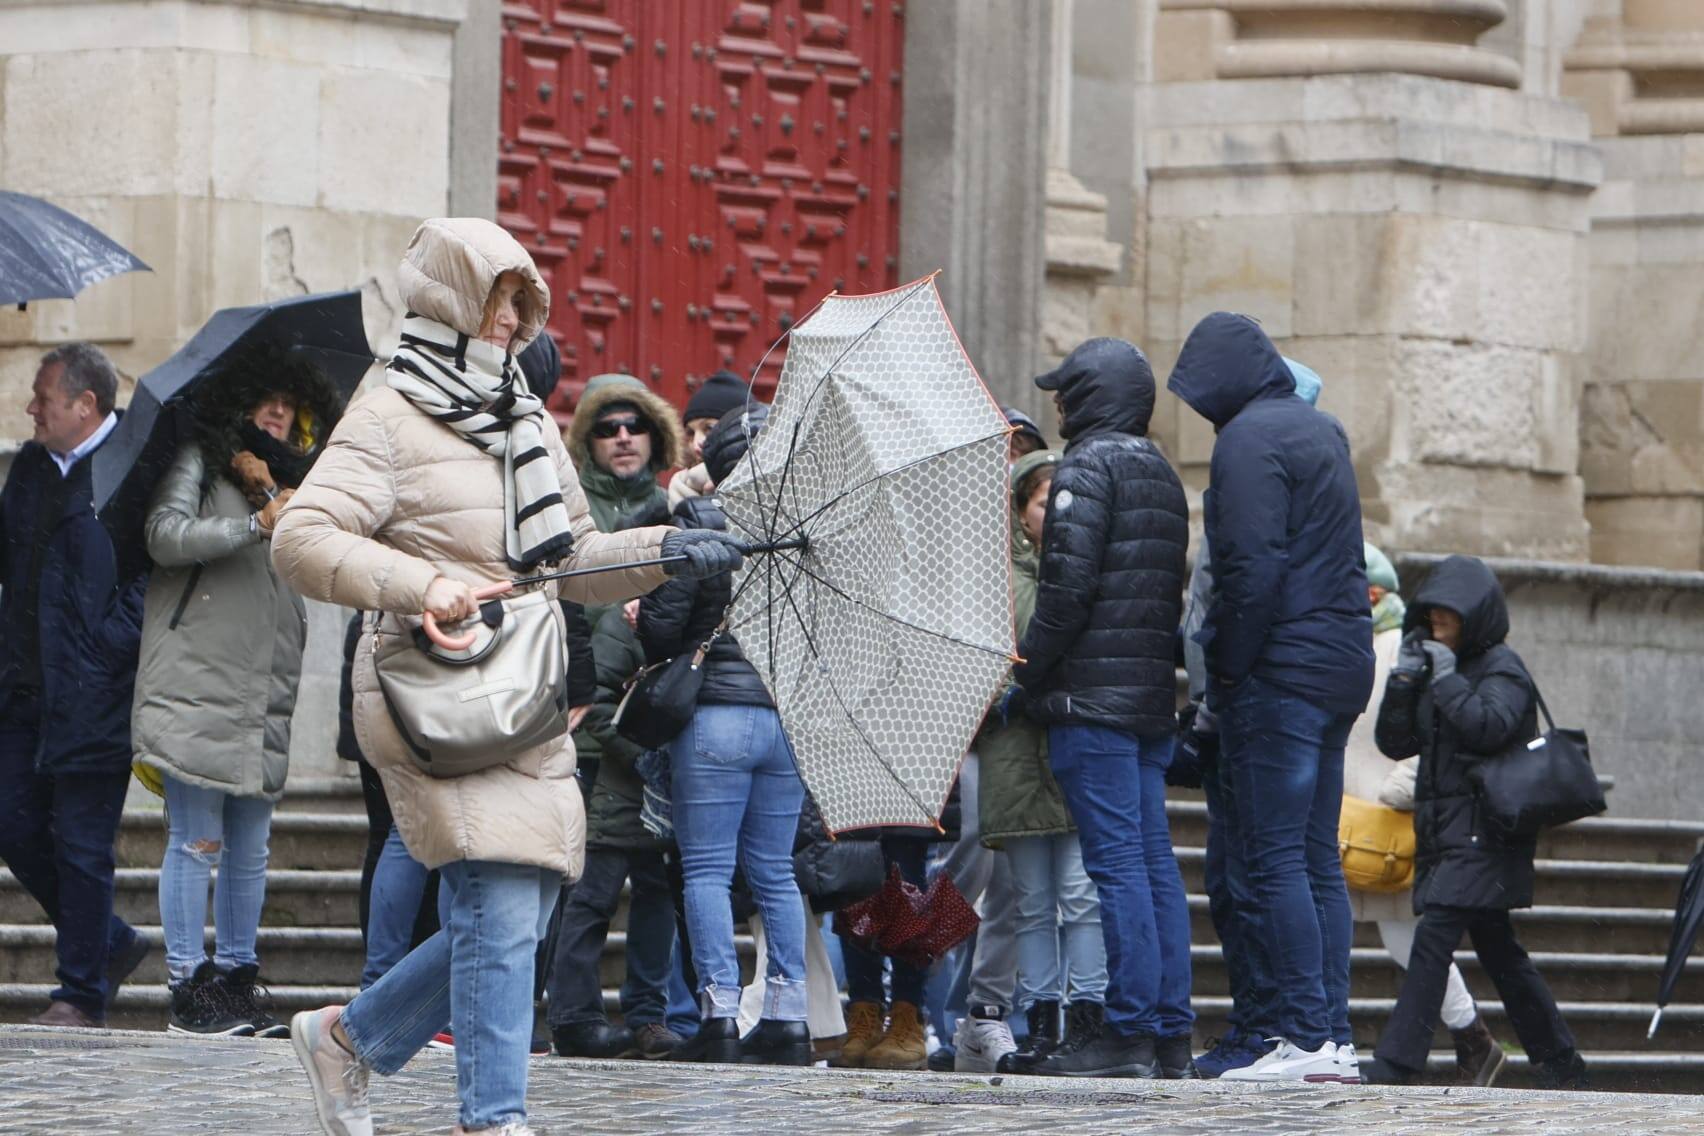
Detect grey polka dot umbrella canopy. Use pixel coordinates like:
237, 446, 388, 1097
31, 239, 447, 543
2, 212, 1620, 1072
715, 275, 1016, 833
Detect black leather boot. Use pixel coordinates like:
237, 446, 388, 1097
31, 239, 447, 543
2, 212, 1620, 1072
1536, 1050, 1589, 1091
997, 1000, 1061, 1074
1035, 1002, 1158, 1078
740, 1018, 812, 1066
1156, 1034, 1200, 1079
668, 1017, 742, 1064
552, 1018, 638, 1059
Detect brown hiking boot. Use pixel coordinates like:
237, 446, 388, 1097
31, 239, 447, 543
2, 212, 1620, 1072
864, 1001, 927, 1070
829, 1001, 884, 1068
1452, 1015, 1506, 1087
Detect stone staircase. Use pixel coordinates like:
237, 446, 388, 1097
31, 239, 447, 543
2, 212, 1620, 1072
2, 777, 1702, 1092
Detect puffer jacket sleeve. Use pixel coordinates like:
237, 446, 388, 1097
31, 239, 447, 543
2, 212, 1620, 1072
1013, 453, 1111, 691
1430, 654, 1534, 759
271, 401, 441, 612
1204, 428, 1289, 687
1375, 673, 1422, 759
551, 439, 674, 606
563, 600, 596, 707
144, 444, 260, 568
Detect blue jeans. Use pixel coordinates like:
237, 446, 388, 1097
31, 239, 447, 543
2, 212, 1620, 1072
1221, 676, 1355, 1050
341, 860, 560, 1130
362, 824, 430, 989
1202, 752, 1279, 1039
158, 775, 274, 981
1006, 833, 1107, 1009
1048, 726, 1193, 1039
0, 690, 138, 1017
672, 704, 807, 1019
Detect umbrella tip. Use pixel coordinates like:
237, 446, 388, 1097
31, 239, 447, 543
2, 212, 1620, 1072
1649, 1008, 1664, 1040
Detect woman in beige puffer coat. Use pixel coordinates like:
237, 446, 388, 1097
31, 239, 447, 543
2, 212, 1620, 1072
272, 218, 744, 1136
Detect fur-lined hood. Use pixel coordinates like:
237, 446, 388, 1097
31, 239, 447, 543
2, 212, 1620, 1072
190, 341, 346, 493
397, 218, 551, 349
566, 372, 685, 474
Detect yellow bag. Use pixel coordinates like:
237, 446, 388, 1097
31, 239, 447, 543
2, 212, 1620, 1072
1338, 794, 1415, 893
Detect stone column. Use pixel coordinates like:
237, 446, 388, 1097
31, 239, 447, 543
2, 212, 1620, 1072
1147, 3, 1602, 560
1566, 1, 1704, 567
900, 0, 1051, 420
0, 0, 470, 781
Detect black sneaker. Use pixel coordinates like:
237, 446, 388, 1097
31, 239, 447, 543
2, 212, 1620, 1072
221, 964, 289, 1038
1156, 1034, 1199, 1079
1536, 1050, 1589, 1091
168, 961, 256, 1037
1036, 1004, 1158, 1079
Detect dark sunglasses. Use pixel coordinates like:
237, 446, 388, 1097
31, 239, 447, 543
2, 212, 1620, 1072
591, 416, 651, 440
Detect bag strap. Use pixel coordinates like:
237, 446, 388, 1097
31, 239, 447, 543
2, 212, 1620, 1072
692, 618, 729, 666
1530, 679, 1555, 732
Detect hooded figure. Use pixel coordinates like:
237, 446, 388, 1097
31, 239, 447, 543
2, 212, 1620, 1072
566, 372, 687, 533
1367, 555, 1582, 1089
1168, 312, 1373, 716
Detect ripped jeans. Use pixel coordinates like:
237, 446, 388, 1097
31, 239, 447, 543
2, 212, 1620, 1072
159, 775, 274, 981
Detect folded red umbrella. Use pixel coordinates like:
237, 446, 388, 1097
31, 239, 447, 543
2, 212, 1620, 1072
834, 865, 980, 968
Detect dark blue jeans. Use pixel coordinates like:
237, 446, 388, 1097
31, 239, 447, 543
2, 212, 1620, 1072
1221, 676, 1355, 1050
1202, 751, 1279, 1039
843, 835, 929, 1008
1048, 726, 1193, 1040
0, 690, 137, 1017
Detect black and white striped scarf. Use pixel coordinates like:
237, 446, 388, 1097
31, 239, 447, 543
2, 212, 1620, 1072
387, 315, 574, 571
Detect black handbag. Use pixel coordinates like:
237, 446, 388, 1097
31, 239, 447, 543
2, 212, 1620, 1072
1467, 687, 1605, 838
611, 623, 723, 750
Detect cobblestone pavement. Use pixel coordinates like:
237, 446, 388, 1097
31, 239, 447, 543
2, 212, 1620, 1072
3, 1026, 1703, 1136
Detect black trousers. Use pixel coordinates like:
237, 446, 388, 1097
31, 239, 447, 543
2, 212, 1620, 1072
546, 845, 676, 1027
1376, 905, 1575, 1071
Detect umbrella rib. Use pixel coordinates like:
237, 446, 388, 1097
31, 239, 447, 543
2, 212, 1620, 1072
736, 291, 832, 544
771, 559, 936, 824
763, 276, 938, 541
772, 428, 1011, 547
764, 545, 1014, 660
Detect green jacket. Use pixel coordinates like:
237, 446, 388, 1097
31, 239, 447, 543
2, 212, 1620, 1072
978, 450, 1072, 847
582, 605, 663, 850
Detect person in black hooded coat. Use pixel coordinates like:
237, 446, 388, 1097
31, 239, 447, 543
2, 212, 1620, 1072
1166, 312, 1371, 1082
1363, 555, 1585, 1088
1010, 337, 1194, 1080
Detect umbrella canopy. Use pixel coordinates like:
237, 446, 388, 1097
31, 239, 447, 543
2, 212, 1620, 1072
92, 290, 373, 565
0, 191, 150, 306
714, 275, 1016, 832
833, 865, 980, 968
1650, 844, 1704, 1039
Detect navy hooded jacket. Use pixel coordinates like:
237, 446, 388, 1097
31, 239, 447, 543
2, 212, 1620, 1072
1167, 313, 1373, 715
1013, 338, 1189, 736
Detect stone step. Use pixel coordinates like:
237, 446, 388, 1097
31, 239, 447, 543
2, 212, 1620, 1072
1173, 848, 1688, 910
0, 869, 363, 928
1416, 1051, 1704, 1095
0, 983, 358, 1032
273, 776, 367, 816
115, 812, 369, 873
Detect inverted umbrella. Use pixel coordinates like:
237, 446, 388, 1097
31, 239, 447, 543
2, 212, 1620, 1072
713, 275, 1017, 833
92, 290, 372, 568
0, 191, 150, 306
834, 865, 981, 968
1650, 843, 1704, 1039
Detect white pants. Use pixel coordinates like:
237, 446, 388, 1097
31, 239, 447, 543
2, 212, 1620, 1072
738, 891, 847, 1039
1378, 917, 1478, 1032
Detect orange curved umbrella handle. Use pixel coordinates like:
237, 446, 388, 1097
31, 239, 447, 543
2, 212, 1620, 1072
421, 581, 514, 651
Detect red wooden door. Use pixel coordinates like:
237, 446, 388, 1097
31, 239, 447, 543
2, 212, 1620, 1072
499, 0, 903, 418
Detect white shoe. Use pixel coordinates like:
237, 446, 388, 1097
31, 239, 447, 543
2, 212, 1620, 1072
953, 1011, 1018, 1073
1335, 1042, 1360, 1079
451, 1126, 536, 1135
291, 1007, 374, 1136
1220, 1039, 1353, 1083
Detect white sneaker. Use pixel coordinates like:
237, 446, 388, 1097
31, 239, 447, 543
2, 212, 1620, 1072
291, 1006, 374, 1136
451, 1126, 536, 1135
1335, 1042, 1360, 1080
953, 1010, 1018, 1073
1219, 1039, 1353, 1083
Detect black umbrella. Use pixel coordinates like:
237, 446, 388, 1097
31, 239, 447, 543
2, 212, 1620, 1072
92, 290, 373, 566
0, 191, 150, 307
1650, 843, 1704, 1039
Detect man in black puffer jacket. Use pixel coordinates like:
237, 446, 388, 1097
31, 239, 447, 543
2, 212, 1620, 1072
1011, 337, 1193, 1080
1167, 312, 1373, 1083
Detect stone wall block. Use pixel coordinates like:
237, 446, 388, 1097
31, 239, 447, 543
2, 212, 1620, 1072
210, 53, 321, 207
1474, 223, 1588, 351
1586, 496, 1704, 569
1292, 214, 1392, 337
1153, 10, 1231, 84
317, 70, 450, 216
1392, 338, 1541, 469
1176, 214, 1295, 339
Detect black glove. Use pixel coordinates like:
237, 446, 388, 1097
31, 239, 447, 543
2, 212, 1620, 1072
1392, 628, 1430, 682
1170, 703, 1219, 789
660, 529, 746, 579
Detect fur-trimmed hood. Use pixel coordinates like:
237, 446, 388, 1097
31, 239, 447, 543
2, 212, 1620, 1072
190, 341, 346, 493
566, 372, 686, 474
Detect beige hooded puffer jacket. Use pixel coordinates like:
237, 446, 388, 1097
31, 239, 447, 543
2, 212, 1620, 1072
272, 218, 671, 879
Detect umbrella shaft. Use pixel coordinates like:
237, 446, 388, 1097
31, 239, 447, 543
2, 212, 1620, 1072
518, 537, 805, 585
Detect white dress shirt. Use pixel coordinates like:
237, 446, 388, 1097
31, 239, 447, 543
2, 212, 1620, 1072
49, 412, 119, 477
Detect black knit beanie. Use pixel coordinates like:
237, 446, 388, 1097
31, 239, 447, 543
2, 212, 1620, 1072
683, 369, 750, 424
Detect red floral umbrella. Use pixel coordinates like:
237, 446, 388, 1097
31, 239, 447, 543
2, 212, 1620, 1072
833, 865, 980, 968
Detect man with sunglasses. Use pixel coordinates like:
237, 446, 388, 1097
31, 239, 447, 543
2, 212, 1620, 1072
548, 373, 692, 1062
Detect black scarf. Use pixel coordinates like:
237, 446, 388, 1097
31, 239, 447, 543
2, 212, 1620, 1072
238, 421, 313, 489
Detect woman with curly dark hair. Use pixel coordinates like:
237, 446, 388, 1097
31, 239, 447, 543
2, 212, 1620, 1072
130, 343, 344, 1037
